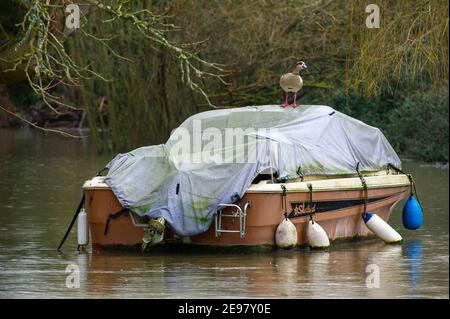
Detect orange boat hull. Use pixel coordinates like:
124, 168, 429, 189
84, 184, 409, 249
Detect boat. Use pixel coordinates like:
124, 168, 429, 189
83, 171, 410, 249
69, 105, 421, 251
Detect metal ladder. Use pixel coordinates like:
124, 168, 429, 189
215, 202, 251, 238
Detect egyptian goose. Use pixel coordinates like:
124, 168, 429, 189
280, 61, 307, 107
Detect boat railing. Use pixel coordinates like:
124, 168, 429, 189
215, 201, 251, 239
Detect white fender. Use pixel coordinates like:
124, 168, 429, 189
77, 208, 89, 248
307, 220, 330, 249
363, 212, 402, 244
275, 218, 298, 248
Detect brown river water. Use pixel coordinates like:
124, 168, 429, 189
0, 128, 448, 298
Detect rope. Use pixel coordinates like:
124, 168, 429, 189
281, 184, 287, 219
387, 163, 422, 204
268, 139, 275, 184
96, 167, 108, 176
104, 208, 130, 236
411, 180, 422, 204
296, 166, 304, 182
307, 183, 314, 223
363, 181, 368, 213
356, 163, 368, 214
57, 194, 85, 251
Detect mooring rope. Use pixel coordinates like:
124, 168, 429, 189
58, 165, 108, 251
57, 194, 85, 251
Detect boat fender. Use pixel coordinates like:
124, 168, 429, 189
385, 165, 423, 230
77, 208, 89, 251
306, 219, 330, 249
362, 212, 402, 243
275, 218, 297, 248
402, 195, 423, 230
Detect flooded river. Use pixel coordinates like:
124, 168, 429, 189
0, 129, 448, 298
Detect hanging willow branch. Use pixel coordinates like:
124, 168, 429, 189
1, 0, 228, 120
347, 0, 449, 96
1, 0, 109, 115
84, 0, 228, 106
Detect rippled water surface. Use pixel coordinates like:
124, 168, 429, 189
0, 129, 448, 298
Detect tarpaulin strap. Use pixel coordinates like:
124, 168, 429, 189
281, 184, 287, 219
104, 208, 129, 236
356, 163, 368, 214
57, 194, 85, 251
296, 166, 304, 182
307, 183, 314, 223
231, 193, 241, 205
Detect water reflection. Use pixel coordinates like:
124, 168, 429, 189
404, 240, 423, 287
58, 240, 422, 298
0, 129, 448, 298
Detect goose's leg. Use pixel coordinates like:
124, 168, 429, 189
291, 92, 299, 107
281, 92, 289, 107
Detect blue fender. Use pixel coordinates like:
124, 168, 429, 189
402, 195, 423, 230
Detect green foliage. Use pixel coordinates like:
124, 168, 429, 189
0, 1, 25, 50
384, 87, 449, 162
305, 86, 449, 163
8, 83, 40, 107
2, 1, 448, 163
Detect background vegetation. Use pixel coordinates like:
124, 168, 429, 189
1, 0, 448, 162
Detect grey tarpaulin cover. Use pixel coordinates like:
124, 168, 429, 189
104, 105, 401, 236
